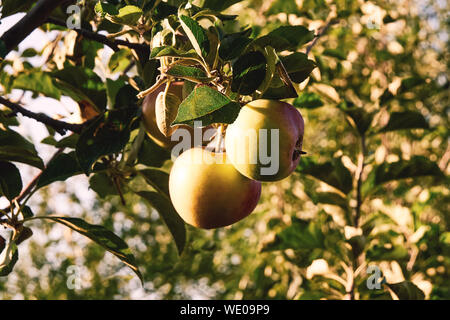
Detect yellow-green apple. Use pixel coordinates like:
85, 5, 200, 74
169, 147, 261, 229
225, 99, 304, 181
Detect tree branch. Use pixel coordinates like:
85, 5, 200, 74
46, 18, 150, 54
305, 18, 339, 55
0, 96, 83, 135
0, 0, 74, 56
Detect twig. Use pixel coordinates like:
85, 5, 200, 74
46, 18, 150, 54
0, 0, 74, 56
355, 134, 366, 227
305, 18, 339, 55
0, 96, 84, 135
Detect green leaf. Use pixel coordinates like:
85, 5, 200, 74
166, 65, 214, 83
378, 111, 429, 133
0, 161, 22, 200
12, 72, 61, 100
362, 156, 444, 196
265, 0, 301, 16
179, 15, 210, 58
338, 101, 374, 135
367, 243, 409, 261
293, 92, 324, 109
173, 86, 240, 126
137, 191, 186, 255
89, 172, 117, 198
1, 0, 36, 18
36, 152, 82, 189
21, 205, 34, 219
386, 281, 425, 300
137, 136, 171, 167
280, 52, 316, 83
108, 49, 133, 74
398, 77, 425, 93
0, 40, 6, 59
37, 216, 143, 283
53, 66, 107, 112
253, 26, 314, 51
201, 0, 242, 11
0, 129, 44, 169
113, 5, 143, 25
297, 157, 353, 194
306, 190, 348, 209
323, 48, 347, 60
94, 1, 119, 17
106, 78, 126, 109
0, 242, 18, 277
76, 107, 137, 174
150, 46, 200, 61
55, 134, 80, 149
261, 60, 298, 99
261, 218, 324, 251
139, 168, 171, 200
231, 51, 267, 95
218, 31, 252, 61
21, 48, 38, 58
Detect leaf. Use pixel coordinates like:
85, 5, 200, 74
0, 161, 22, 200
137, 136, 171, 167
53, 66, 107, 112
166, 65, 214, 83
155, 91, 181, 137
306, 190, 348, 209
36, 152, 82, 189
89, 172, 117, 198
201, 0, 242, 11
386, 281, 425, 300
218, 31, 252, 61
0, 242, 18, 277
261, 218, 324, 251
378, 111, 429, 133
256, 46, 278, 96
108, 49, 132, 74
94, 1, 119, 17
37, 216, 142, 283
265, 0, 301, 16
297, 157, 353, 194
338, 101, 374, 135
253, 26, 314, 51
12, 72, 61, 100
0, 129, 44, 169
150, 46, 200, 61
231, 51, 267, 95
106, 78, 126, 108
280, 52, 316, 83
1, 0, 36, 18
76, 107, 137, 174
366, 243, 409, 261
179, 15, 210, 58
362, 156, 444, 196
262, 60, 298, 99
137, 191, 186, 255
173, 86, 240, 126
293, 92, 324, 109
139, 168, 171, 198
323, 48, 347, 60
112, 5, 143, 26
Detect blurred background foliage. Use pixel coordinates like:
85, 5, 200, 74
0, 0, 449, 299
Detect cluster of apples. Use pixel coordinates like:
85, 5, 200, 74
142, 82, 305, 229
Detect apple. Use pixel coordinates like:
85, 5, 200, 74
169, 147, 261, 229
225, 99, 304, 181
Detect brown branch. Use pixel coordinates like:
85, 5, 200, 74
0, 0, 74, 56
305, 18, 339, 55
0, 96, 84, 135
46, 18, 150, 54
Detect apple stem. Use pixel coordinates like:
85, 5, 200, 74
215, 124, 224, 153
